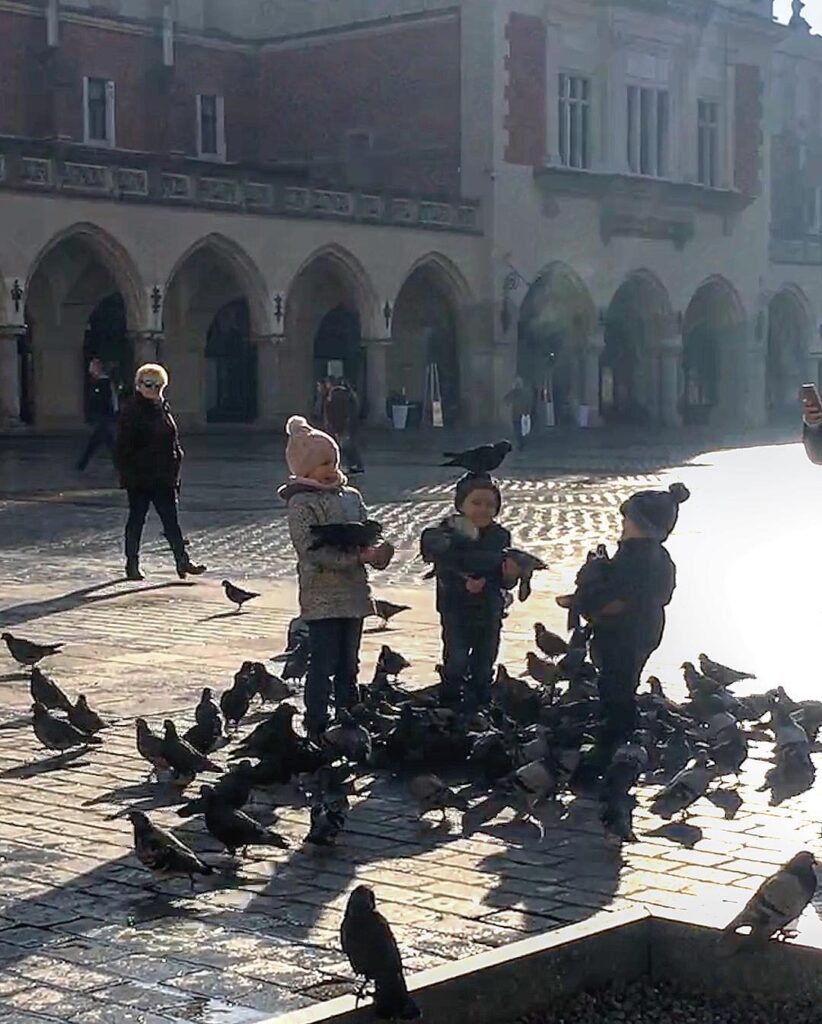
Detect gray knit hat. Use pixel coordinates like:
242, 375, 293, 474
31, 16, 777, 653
620, 482, 690, 540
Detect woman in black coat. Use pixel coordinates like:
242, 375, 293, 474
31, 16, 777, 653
114, 364, 206, 581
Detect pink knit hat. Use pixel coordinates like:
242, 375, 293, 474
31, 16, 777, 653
285, 415, 340, 478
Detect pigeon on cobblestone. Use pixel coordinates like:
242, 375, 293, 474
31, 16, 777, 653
68, 694, 107, 735
183, 717, 223, 756
31, 701, 102, 751
720, 851, 817, 953
698, 653, 755, 688
376, 645, 410, 679
229, 703, 299, 762
136, 718, 170, 776
408, 773, 468, 823
162, 720, 221, 782
128, 809, 212, 888
194, 687, 222, 733
521, 653, 560, 688
323, 710, 372, 764
220, 675, 254, 730
201, 785, 288, 857
222, 580, 260, 612
341, 886, 420, 1020
534, 624, 569, 659
4, 632, 64, 666
245, 662, 293, 704
440, 440, 512, 474
177, 761, 256, 817
600, 736, 649, 843
371, 599, 411, 630
29, 666, 73, 713
650, 753, 712, 820
304, 764, 352, 847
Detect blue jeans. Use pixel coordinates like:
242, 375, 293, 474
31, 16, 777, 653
305, 618, 364, 731
440, 604, 502, 707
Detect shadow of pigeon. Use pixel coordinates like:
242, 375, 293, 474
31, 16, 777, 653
0, 671, 30, 683
127, 894, 207, 925
645, 822, 703, 848
0, 716, 34, 732
0, 748, 90, 778
198, 610, 247, 623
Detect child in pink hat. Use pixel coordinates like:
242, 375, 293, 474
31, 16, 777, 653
278, 416, 393, 739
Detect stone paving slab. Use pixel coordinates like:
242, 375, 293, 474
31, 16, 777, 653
2, 436, 822, 1023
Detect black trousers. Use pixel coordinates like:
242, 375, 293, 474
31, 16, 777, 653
77, 417, 114, 469
305, 618, 364, 731
440, 604, 502, 707
591, 638, 653, 755
125, 487, 185, 564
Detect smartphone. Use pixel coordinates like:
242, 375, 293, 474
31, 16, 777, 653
799, 383, 822, 414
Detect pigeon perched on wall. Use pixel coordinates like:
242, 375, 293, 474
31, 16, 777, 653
408, 773, 468, 822
309, 520, 383, 552
136, 718, 169, 776
371, 600, 411, 630
222, 580, 260, 612
67, 694, 107, 735
31, 702, 102, 752
201, 786, 289, 857
440, 440, 512, 474
30, 666, 73, 713
128, 809, 212, 888
698, 653, 755, 688
3, 632, 63, 666
341, 886, 421, 1020
534, 624, 569, 659
719, 851, 817, 954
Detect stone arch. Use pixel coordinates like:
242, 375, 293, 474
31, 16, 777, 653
602, 269, 675, 425
162, 234, 270, 426
24, 223, 145, 427
682, 276, 747, 426
389, 254, 470, 426
767, 286, 813, 422
517, 261, 597, 426
284, 244, 379, 420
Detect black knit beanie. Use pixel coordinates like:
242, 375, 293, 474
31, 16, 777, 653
620, 482, 690, 540
454, 472, 502, 514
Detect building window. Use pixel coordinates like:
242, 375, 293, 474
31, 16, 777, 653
627, 85, 669, 177
558, 74, 590, 169
804, 184, 822, 235
697, 100, 719, 187
197, 94, 225, 160
83, 77, 115, 147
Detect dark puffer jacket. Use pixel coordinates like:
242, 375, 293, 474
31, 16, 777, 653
114, 394, 183, 491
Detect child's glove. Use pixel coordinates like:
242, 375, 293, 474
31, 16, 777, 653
364, 540, 394, 570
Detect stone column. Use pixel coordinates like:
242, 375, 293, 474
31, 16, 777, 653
581, 332, 605, 426
131, 332, 160, 368
364, 338, 391, 426
0, 326, 22, 428
658, 336, 683, 428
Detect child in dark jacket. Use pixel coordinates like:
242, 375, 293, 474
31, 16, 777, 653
557, 482, 690, 758
421, 473, 518, 708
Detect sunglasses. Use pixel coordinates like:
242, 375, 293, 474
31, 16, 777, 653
139, 379, 162, 390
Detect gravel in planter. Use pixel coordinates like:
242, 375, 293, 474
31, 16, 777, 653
516, 980, 819, 1024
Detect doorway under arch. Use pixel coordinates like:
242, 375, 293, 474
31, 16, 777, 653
682, 278, 746, 425
205, 299, 257, 423
767, 289, 811, 423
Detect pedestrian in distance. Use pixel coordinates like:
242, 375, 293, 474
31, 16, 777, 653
421, 474, 519, 709
278, 414, 394, 742
114, 363, 207, 582
504, 376, 533, 453
556, 482, 690, 768
324, 378, 365, 475
76, 357, 118, 471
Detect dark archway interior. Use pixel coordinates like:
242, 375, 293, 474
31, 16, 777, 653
83, 292, 131, 421
205, 299, 257, 424
603, 284, 654, 426
313, 304, 363, 392
767, 292, 807, 423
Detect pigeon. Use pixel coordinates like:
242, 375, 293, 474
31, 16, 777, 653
304, 764, 352, 847
440, 441, 512, 474
31, 702, 102, 752
408, 773, 468, 822
600, 737, 649, 843
309, 520, 383, 552
29, 666, 73, 713
201, 786, 289, 857
3, 632, 63, 666
128, 810, 212, 888
650, 754, 713, 820
719, 851, 817, 954
246, 663, 293, 704
162, 720, 221, 781
183, 717, 223, 756
323, 710, 372, 764
177, 761, 256, 817
229, 703, 299, 761
504, 549, 548, 602
135, 718, 169, 776
376, 645, 410, 679
534, 624, 569, 659
220, 676, 254, 730
770, 703, 810, 750
522, 652, 560, 687
372, 599, 411, 630
341, 886, 421, 1020
222, 580, 259, 612
707, 714, 748, 775
194, 688, 222, 733
272, 618, 310, 679
67, 694, 107, 735
698, 653, 755, 688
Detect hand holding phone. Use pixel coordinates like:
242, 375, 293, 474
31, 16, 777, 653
799, 383, 822, 428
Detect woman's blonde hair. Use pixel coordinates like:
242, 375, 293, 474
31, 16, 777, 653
134, 363, 169, 387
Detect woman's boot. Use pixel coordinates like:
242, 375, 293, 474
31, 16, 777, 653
125, 558, 145, 581
175, 555, 207, 579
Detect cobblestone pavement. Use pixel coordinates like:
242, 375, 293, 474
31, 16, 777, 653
2, 432, 822, 1024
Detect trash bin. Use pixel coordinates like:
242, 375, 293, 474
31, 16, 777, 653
407, 401, 423, 429
391, 403, 410, 430
577, 404, 591, 428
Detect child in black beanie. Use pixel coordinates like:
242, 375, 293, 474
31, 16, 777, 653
421, 473, 518, 708
557, 482, 690, 760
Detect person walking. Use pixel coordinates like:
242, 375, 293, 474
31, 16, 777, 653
278, 414, 393, 741
76, 358, 118, 470
114, 363, 207, 582
325, 378, 365, 474
504, 377, 532, 452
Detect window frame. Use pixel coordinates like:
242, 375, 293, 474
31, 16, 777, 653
196, 93, 226, 162
626, 83, 669, 178
83, 76, 115, 148
557, 72, 592, 170
697, 98, 720, 188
